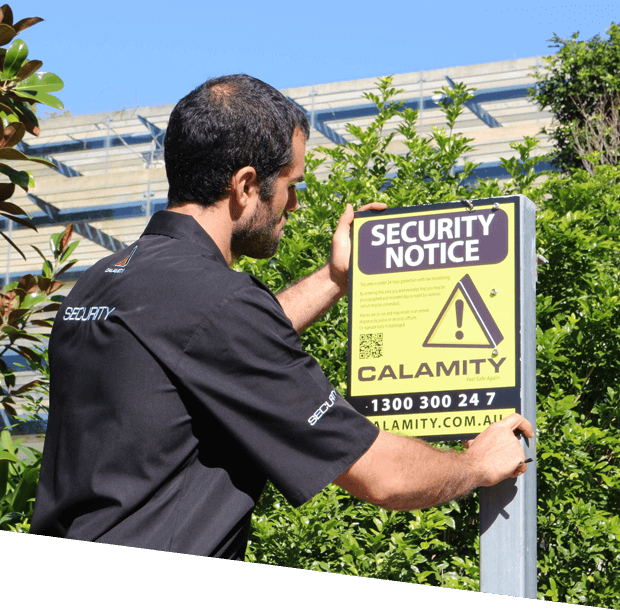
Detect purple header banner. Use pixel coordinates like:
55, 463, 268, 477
357, 208, 508, 275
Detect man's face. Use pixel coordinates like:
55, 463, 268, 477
231, 129, 306, 259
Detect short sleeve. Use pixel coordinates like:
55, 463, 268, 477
177, 282, 379, 507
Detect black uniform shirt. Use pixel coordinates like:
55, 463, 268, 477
31, 210, 379, 558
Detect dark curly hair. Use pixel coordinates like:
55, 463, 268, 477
165, 74, 310, 208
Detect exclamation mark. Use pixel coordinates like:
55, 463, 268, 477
455, 299, 464, 340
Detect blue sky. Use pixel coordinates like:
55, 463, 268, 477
17, 1, 620, 117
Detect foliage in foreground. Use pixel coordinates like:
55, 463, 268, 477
246, 480, 479, 589
0, 3, 64, 258
239, 79, 620, 607
0, 3, 70, 532
0, 226, 78, 531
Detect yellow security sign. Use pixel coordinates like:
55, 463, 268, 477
347, 197, 521, 441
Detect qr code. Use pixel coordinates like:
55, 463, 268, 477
359, 333, 383, 359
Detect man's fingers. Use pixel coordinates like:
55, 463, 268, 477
336, 201, 385, 234
511, 463, 528, 478
358, 201, 387, 213
497, 413, 534, 438
338, 203, 354, 225
464, 414, 534, 485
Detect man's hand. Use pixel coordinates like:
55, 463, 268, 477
335, 414, 534, 511
329, 202, 388, 292
277, 201, 387, 332
463, 413, 534, 486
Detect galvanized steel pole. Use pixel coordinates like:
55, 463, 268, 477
480, 195, 537, 598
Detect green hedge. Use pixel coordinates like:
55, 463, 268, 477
239, 80, 620, 607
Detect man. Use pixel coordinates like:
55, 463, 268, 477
31, 75, 532, 558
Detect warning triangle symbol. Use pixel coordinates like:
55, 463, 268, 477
423, 274, 504, 348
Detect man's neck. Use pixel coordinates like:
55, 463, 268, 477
167, 202, 234, 266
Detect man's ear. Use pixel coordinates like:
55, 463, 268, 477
229, 166, 260, 220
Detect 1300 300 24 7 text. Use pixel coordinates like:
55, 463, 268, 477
368, 391, 497, 414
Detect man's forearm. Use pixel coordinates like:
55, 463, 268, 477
335, 414, 532, 511
276, 263, 346, 333
380, 445, 478, 511
335, 432, 479, 511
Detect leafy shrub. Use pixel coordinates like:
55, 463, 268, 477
0, 428, 40, 531
241, 78, 620, 607
0, 4, 73, 532
531, 23, 620, 172
0, 225, 78, 531
1, 225, 77, 418
0, 3, 64, 257
246, 482, 479, 589
534, 163, 620, 607
240, 78, 496, 591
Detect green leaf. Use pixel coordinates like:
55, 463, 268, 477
16, 71, 64, 94
0, 163, 34, 189
59, 239, 79, 263
0, 430, 14, 453
0, 211, 36, 231
3, 38, 28, 79
0, 458, 8, 498
11, 89, 63, 110
0, 104, 19, 126
13, 73, 64, 112
0, 229, 26, 259
42, 260, 53, 278
29, 244, 47, 261
0, 147, 56, 167
11, 464, 39, 513
55, 260, 77, 277
0, 95, 39, 136
1, 324, 41, 342
13, 379, 40, 395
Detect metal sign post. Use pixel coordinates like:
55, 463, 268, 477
480, 195, 537, 598
348, 195, 537, 597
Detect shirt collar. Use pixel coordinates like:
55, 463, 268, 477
142, 210, 228, 266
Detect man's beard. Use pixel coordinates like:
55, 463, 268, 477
230, 198, 283, 260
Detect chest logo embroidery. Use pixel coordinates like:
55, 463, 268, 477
105, 246, 138, 274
